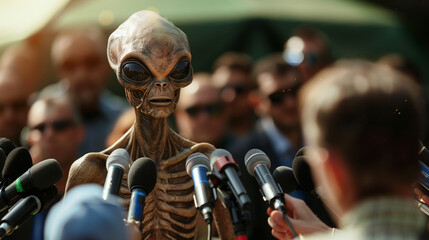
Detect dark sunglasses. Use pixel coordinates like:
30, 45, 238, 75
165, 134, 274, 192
268, 84, 302, 105
31, 119, 76, 133
185, 103, 223, 117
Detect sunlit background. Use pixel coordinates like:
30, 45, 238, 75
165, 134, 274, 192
1, 0, 428, 95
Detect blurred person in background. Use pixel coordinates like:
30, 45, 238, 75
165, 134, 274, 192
0, 42, 44, 96
22, 94, 85, 240
39, 27, 128, 157
0, 40, 47, 240
268, 59, 427, 240
235, 53, 304, 167
0, 41, 46, 146
212, 52, 258, 140
283, 26, 333, 82
174, 72, 233, 149
26, 94, 84, 195
231, 53, 334, 239
0, 69, 32, 147
229, 53, 306, 240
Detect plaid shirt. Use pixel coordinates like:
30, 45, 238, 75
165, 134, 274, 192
302, 197, 428, 240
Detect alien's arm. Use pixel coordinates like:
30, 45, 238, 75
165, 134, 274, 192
65, 153, 108, 193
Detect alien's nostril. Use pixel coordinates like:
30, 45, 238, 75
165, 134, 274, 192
155, 82, 168, 87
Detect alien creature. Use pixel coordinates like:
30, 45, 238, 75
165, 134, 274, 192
65, 10, 235, 240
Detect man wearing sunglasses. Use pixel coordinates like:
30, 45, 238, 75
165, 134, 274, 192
27, 95, 85, 196
15, 94, 86, 240
175, 73, 232, 150
212, 52, 258, 140
230, 53, 333, 240
283, 26, 332, 83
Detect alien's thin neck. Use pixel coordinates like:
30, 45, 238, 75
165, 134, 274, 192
131, 112, 174, 161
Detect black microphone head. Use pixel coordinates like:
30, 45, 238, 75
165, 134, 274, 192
186, 153, 210, 176
209, 148, 232, 171
295, 146, 310, 158
0, 138, 17, 156
292, 156, 315, 192
273, 166, 298, 194
29, 159, 63, 190
244, 149, 271, 176
128, 157, 157, 193
106, 148, 130, 172
2, 147, 33, 180
0, 149, 5, 177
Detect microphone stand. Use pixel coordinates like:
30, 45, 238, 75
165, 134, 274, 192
208, 172, 251, 240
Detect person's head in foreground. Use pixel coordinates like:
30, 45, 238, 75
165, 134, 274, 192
268, 60, 429, 240
300, 59, 424, 214
44, 184, 130, 240
268, 59, 427, 240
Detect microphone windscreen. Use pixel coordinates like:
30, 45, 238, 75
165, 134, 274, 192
0, 138, 16, 156
273, 166, 298, 193
186, 153, 210, 176
244, 148, 271, 176
128, 157, 157, 193
292, 156, 315, 192
295, 146, 309, 158
209, 149, 232, 170
0, 149, 5, 176
29, 159, 63, 189
106, 148, 130, 172
2, 147, 33, 180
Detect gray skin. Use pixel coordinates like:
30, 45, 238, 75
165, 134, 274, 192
66, 10, 235, 240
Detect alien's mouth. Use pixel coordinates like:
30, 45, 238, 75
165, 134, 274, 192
150, 98, 172, 106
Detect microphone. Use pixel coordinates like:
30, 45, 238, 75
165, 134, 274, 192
0, 159, 62, 212
102, 148, 130, 201
245, 149, 298, 237
1, 147, 33, 187
292, 155, 316, 195
0, 185, 58, 238
0, 138, 16, 157
418, 141, 429, 166
0, 138, 16, 180
417, 141, 429, 197
186, 153, 215, 224
273, 166, 299, 194
127, 157, 157, 226
292, 146, 318, 194
244, 149, 285, 211
210, 149, 251, 210
0, 151, 5, 178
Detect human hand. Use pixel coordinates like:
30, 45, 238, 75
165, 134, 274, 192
125, 220, 142, 240
415, 187, 429, 230
415, 187, 429, 204
267, 194, 331, 239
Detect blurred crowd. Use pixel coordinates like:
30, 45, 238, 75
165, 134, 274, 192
0, 22, 428, 240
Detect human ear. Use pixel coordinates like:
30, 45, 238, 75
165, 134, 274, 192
322, 150, 355, 212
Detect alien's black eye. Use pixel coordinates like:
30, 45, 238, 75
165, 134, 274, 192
170, 59, 190, 80
121, 60, 150, 83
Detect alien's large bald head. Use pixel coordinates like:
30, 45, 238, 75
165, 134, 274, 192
108, 10, 190, 72
108, 10, 193, 118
